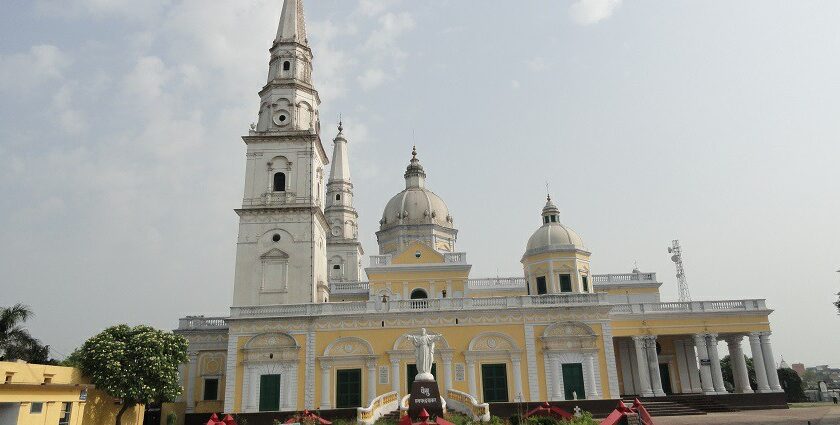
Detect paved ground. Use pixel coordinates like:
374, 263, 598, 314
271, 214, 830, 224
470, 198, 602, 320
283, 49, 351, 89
654, 404, 840, 425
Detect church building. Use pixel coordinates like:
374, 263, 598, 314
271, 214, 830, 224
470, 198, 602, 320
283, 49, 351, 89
171, 0, 783, 418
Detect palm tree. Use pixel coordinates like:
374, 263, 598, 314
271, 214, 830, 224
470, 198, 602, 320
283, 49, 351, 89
0, 304, 36, 361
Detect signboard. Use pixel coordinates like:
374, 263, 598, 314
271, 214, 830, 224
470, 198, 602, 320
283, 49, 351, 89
408, 380, 443, 420
379, 366, 389, 385
454, 363, 465, 382
699, 359, 711, 366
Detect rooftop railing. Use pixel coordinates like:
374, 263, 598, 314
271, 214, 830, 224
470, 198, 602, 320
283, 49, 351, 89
330, 281, 370, 294
592, 272, 657, 284
467, 277, 527, 289
609, 299, 768, 315
229, 293, 608, 319
177, 316, 228, 330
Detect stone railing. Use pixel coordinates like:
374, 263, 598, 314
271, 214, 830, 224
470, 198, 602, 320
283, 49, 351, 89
370, 255, 391, 266
467, 277, 526, 289
230, 293, 607, 319
177, 316, 227, 330
445, 389, 490, 422
610, 299, 768, 315
330, 281, 370, 294
357, 391, 399, 425
443, 252, 467, 263
592, 272, 657, 284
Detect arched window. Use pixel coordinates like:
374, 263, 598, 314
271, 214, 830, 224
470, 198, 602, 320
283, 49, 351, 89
335, 194, 341, 201
410, 289, 428, 300
283, 61, 291, 71
273, 172, 286, 192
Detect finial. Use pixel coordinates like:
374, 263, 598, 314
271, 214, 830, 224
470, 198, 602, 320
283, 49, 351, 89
338, 114, 343, 132
412, 145, 417, 159
545, 181, 551, 201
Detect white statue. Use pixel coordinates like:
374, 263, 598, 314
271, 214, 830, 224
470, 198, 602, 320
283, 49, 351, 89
407, 328, 441, 381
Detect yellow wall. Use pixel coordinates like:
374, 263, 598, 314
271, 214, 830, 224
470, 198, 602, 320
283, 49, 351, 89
0, 361, 143, 425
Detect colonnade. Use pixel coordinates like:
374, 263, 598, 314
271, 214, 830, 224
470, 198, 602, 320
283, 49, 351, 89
622, 331, 782, 397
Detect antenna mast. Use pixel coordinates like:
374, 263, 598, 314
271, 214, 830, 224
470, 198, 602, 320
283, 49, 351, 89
668, 239, 692, 302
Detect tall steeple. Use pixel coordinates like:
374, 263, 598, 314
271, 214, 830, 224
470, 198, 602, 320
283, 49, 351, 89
325, 122, 364, 283
255, 0, 319, 133
232, 0, 331, 308
275, 0, 308, 45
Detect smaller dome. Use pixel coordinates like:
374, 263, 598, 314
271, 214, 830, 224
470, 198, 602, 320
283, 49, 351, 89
524, 195, 585, 256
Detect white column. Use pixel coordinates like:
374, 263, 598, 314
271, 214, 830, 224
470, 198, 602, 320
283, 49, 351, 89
320, 362, 332, 409
185, 352, 197, 413
673, 340, 691, 394
645, 336, 665, 397
585, 353, 600, 400
693, 334, 715, 394
726, 336, 753, 394
549, 354, 564, 400
511, 357, 524, 402
760, 332, 783, 392
748, 332, 771, 393
242, 365, 253, 412
548, 263, 557, 293
706, 334, 727, 394
442, 355, 453, 394
390, 358, 401, 395
467, 359, 477, 397
684, 340, 703, 393
367, 360, 377, 405
631, 337, 654, 397
618, 340, 636, 395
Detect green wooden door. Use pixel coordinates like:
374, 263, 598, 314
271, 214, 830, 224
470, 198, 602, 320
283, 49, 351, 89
406, 363, 437, 389
562, 363, 585, 400
481, 364, 509, 403
259, 374, 281, 412
336, 369, 362, 408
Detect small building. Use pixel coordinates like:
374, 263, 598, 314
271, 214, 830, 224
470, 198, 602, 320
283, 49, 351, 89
0, 360, 144, 425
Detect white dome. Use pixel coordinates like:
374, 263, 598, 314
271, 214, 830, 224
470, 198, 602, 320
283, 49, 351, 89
524, 196, 586, 256
381, 187, 453, 229
379, 147, 454, 230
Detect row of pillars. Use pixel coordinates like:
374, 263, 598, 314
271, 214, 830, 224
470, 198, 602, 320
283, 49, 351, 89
631, 331, 782, 397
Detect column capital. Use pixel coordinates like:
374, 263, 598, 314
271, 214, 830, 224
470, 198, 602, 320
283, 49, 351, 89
748, 331, 763, 341
366, 359, 377, 369
441, 353, 454, 362
187, 351, 199, 361
390, 357, 401, 366
724, 334, 745, 344
320, 360, 333, 370
706, 333, 719, 340
631, 335, 647, 342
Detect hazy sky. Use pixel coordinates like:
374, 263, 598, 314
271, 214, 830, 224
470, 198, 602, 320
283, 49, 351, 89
1, 0, 838, 368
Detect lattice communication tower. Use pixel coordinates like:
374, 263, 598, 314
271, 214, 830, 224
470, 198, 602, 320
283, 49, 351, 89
668, 239, 692, 302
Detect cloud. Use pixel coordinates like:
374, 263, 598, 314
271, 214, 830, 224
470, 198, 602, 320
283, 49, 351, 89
365, 12, 416, 55
358, 68, 386, 90
527, 57, 548, 72
35, 0, 172, 22
0, 45, 67, 92
569, 0, 622, 25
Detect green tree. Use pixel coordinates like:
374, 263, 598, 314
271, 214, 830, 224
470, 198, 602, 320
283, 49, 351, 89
778, 367, 807, 402
77, 325, 188, 425
0, 303, 53, 363
835, 292, 840, 314
720, 354, 757, 391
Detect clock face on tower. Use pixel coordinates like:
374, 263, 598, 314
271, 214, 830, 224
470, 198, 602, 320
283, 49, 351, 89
331, 227, 341, 237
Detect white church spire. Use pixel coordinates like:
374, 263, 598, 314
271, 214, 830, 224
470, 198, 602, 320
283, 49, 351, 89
232, 0, 331, 307
325, 121, 364, 283
275, 0, 308, 46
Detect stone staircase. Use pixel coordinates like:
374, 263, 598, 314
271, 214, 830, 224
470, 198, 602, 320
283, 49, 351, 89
624, 394, 741, 417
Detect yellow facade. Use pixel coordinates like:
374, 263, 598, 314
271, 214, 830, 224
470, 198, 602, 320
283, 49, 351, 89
0, 361, 143, 425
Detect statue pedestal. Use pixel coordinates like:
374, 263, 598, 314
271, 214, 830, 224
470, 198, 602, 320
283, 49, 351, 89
408, 379, 444, 420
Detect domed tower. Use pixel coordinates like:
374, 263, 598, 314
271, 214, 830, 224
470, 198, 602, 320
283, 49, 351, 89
376, 147, 457, 255
521, 195, 592, 295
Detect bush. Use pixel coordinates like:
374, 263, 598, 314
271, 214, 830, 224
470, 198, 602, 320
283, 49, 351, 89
373, 417, 398, 425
